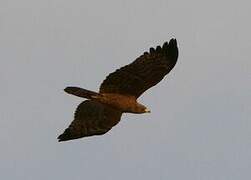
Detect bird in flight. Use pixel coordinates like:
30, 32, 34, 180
58, 39, 178, 142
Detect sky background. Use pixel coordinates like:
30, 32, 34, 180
0, 0, 250, 179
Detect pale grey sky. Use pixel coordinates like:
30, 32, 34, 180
0, 0, 250, 180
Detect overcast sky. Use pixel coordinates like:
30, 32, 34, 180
0, 0, 250, 180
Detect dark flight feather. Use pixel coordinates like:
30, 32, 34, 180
58, 100, 122, 141
99, 39, 178, 98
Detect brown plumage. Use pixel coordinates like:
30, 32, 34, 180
58, 39, 178, 142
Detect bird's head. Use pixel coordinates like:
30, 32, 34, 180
143, 107, 151, 113
133, 103, 151, 114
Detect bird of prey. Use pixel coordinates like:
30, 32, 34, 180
58, 39, 178, 142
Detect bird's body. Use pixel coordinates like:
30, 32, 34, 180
58, 39, 179, 142
91, 93, 147, 113
64, 87, 148, 113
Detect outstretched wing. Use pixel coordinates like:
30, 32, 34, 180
58, 100, 122, 142
99, 39, 178, 98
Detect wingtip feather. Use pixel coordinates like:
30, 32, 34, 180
169, 38, 177, 46
148, 38, 178, 56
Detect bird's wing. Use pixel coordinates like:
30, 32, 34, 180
58, 100, 122, 142
99, 39, 178, 98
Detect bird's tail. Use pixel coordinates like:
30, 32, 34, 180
64, 87, 101, 100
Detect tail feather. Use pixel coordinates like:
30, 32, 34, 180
64, 87, 100, 99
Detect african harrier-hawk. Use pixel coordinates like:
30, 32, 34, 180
58, 39, 178, 142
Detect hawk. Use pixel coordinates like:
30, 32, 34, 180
58, 39, 178, 142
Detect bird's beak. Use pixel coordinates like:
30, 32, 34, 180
144, 108, 151, 113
